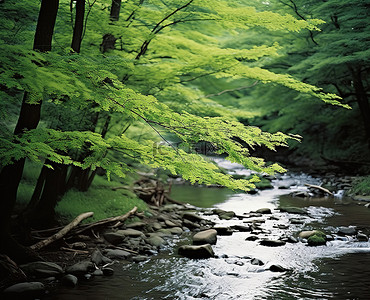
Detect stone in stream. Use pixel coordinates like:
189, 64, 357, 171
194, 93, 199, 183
91, 249, 112, 266
307, 234, 326, 246
298, 230, 322, 239
125, 221, 147, 230
182, 219, 200, 229
352, 195, 370, 202
269, 265, 288, 272
66, 261, 95, 276
168, 227, 183, 235
146, 235, 165, 247
259, 239, 286, 247
102, 267, 114, 276
255, 208, 272, 214
165, 220, 181, 227
178, 244, 214, 259
278, 207, 307, 214
103, 231, 127, 244
245, 235, 259, 241
337, 226, 357, 236
231, 225, 252, 232
193, 229, 218, 245
219, 211, 236, 220
290, 218, 305, 225
3, 282, 45, 298
20, 261, 64, 278
250, 258, 264, 266
213, 226, 233, 236
182, 212, 205, 223
104, 249, 132, 260
61, 274, 78, 287
357, 233, 369, 242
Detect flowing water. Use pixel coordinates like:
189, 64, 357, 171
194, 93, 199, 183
48, 160, 370, 299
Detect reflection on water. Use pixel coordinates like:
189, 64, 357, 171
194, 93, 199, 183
48, 170, 370, 299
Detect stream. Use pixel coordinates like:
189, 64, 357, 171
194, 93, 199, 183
49, 159, 370, 299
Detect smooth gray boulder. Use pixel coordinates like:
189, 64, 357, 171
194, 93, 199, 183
193, 229, 217, 245
279, 207, 306, 214
256, 208, 272, 214
357, 233, 369, 241
146, 235, 165, 247
250, 258, 264, 266
338, 226, 357, 235
66, 261, 95, 276
182, 212, 205, 223
91, 249, 112, 266
20, 261, 64, 278
298, 230, 321, 239
178, 244, 214, 259
104, 249, 132, 260
3, 282, 45, 298
269, 264, 288, 272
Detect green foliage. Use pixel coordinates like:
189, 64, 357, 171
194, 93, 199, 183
0, 0, 349, 196
350, 176, 370, 196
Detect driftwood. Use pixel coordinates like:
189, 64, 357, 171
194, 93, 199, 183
72, 206, 138, 235
304, 183, 333, 196
30, 212, 94, 251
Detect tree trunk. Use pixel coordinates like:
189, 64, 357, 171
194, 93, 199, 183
0, 0, 59, 263
71, 0, 85, 53
110, 0, 122, 21
349, 65, 370, 150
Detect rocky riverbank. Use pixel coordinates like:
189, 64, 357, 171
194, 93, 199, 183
1, 172, 370, 299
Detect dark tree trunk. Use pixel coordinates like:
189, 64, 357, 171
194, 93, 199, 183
349, 65, 370, 150
25, 0, 87, 227
110, 0, 121, 21
0, 0, 59, 263
71, 0, 85, 53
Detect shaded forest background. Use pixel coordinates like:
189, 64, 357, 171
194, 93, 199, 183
0, 0, 369, 263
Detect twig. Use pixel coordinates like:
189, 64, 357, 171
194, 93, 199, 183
30, 212, 94, 251
304, 183, 333, 196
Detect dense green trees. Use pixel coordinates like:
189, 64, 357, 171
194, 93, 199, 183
242, 0, 369, 166
0, 0, 347, 262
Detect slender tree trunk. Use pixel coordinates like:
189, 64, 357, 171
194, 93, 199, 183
348, 65, 370, 150
71, 0, 85, 53
110, 0, 121, 21
0, 0, 59, 263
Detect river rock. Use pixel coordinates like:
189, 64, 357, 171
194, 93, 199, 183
231, 225, 252, 232
152, 222, 162, 230
125, 221, 147, 230
103, 231, 127, 244
102, 267, 114, 276
250, 258, 264, 266
165, 220, 180, 227
61, 274, 78, 287
193, 229, 218, 245
213, 226, 233, 236
219, 211, 236, 220
3, 282, 45, 298
178, 244, 214, 259
182, 219, 200, 229
245, 235, 259, 241
146, 235, 165, 247
0, 255, 27, 290
338, 226, 357, 235
298, 230, 322, 239
168, 227, 183, 235
93, 269, 104, 276
269, 265, 287, 272
104, 249, 132, 260
357, 233, 368, 241
182, 212, 205, 223
132, 256, 149, 263
20, 261, 64, 278
279, 207, 307, 214
91, 249, 112, 266
256, 208, 272, 214
307, 234, 326, 246
259, 239, 286, 247
66, 261, 95, 276
290, 218, 305, 225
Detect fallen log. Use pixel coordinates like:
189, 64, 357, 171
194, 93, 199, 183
30, 212, 94, 251
72, 206, 138, 235
304, 183, 333, 196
